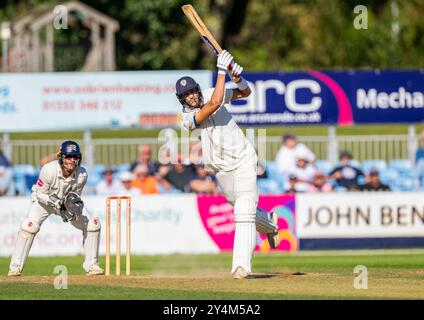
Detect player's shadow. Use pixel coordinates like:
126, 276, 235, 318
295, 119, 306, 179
247, 273, 274, 279
248, 272, 306, 279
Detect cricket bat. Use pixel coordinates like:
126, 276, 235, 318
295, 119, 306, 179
182, 4, 235, 73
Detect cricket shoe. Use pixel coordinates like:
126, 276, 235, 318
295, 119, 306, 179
266, 211, 280, 249
86, 264, 104, 276
232, 266, 249, 280
8, 267, 21, 277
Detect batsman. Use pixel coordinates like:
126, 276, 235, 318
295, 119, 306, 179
176, 50, 279, 279
8, 141, 104, 276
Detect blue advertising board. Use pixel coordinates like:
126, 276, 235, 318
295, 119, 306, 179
217, 70, 424, 126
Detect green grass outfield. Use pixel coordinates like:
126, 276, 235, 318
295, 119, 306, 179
1, 249, 424, 300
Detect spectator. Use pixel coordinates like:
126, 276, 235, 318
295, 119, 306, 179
0, 149, 14, 196
117, 171, 141, 197
158, 146, 173, 166
308, 172, 333, 192
159, 153, 196, 192
359, 169, 391, 192
0, 148, 11, 167
154, 164, 174, 191
290, 151, 316, 191
415, 130, 424, 164
0, 164, 14, 196
129, 144, 158, 175
257, 162, 268, 179
131, 164, 160, 194
275, 133, 315, 174
329, 150, 364, 190
189, 164, 217, 194
95, 167, 122, 196
284, 174, 301, 194
189, 140, 203, 165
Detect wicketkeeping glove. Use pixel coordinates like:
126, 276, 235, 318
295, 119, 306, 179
48, 193, 63, 210
60, 192, 84, 222
216, 50, 234, 75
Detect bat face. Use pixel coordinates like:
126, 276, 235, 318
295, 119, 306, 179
182, 4, 222, 55
201, 35, 220, 55
182, 4, 236, 75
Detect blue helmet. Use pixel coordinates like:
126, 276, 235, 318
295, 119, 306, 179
58, 140, 82, 165
175, 76, 203, 112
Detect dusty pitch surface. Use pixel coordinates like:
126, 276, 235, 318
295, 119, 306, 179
1, 250, 424, 299
1, 269, 424, 299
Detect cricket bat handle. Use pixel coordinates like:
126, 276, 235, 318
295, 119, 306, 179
213, 47, 234, 72
227, 61, 239, 79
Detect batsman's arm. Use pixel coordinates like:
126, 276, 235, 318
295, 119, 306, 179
231, 78, 251, 100
227, 62, 251, 101
194, 73, 226, 125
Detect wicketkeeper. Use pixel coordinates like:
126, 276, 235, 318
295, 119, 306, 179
176, 50, 279, 279
8, 140, 103, 276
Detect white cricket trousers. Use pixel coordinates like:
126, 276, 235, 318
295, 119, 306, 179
9, 199, 97, 273
215, 153, 258, 274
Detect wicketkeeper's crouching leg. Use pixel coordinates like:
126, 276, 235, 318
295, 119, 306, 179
8, 219, 40, 276
71, 213, 104, 275
8, 209, 104, 276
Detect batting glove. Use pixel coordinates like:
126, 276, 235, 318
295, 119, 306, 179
228, 62, 243, 82
216, 50, 233, 75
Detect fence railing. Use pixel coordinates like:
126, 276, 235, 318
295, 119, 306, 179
1, 132, 419, 168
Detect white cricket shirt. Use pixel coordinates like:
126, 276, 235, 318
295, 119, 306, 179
31, 160, 87, 207
181, 88, 256, 173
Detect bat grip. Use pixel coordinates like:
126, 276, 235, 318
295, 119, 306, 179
227, 61, 240, 79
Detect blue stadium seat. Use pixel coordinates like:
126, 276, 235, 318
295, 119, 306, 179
13, 164, 36, 176
361, 159, 387, 174
265, 161, 279, 177
85, 164, 107, 194
390, 177, 418, 192
357, 175, 366, 185
92, 164, 107, 180
92, 164, 106, 175
315, 160, 334, 175
258, 179, 281, 194
396, 178, 418, 191
13, 164, 36, 196
416, 159, 424, 173
24, 173, 39, 195
379, 168, 400, 185
265, 161, 287, 188
117, 163, 131, 173
389, 159, 413, 175
400, 171, 419, 180
389, 183, 401, 192
86, 172, 101, 189
334, 186, 348, 192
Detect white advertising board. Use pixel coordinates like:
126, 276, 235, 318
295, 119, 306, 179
296, 193, 424, 238
0, 70, 211, 131
0, 195, 219, 257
